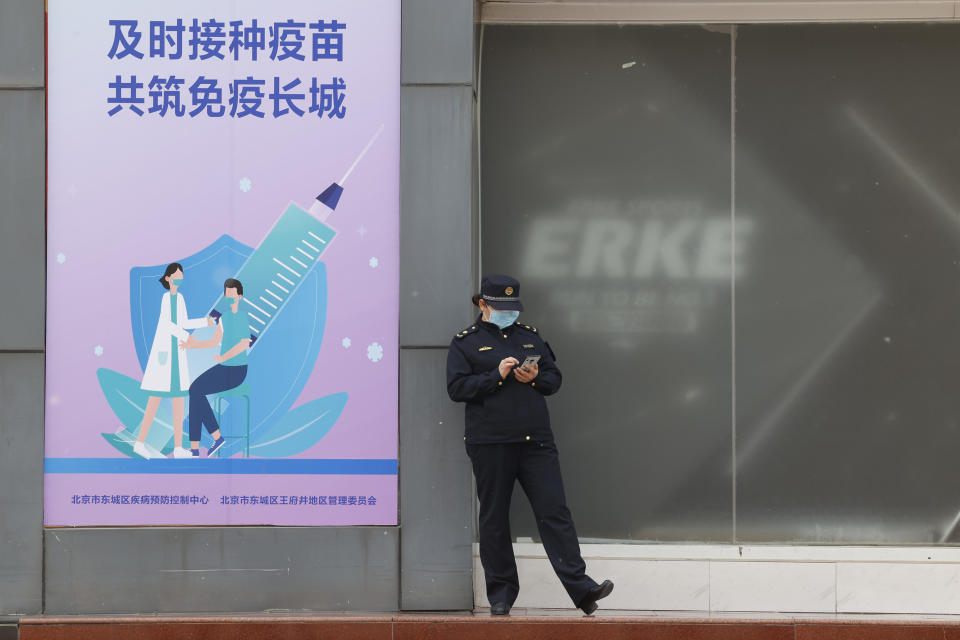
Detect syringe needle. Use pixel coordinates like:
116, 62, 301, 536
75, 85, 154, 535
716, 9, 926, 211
340, 123, 385, 186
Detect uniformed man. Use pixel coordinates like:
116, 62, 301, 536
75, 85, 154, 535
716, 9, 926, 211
446, 274, 613, 616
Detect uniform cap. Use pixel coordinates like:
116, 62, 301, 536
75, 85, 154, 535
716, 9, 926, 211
479, 274, 523, 311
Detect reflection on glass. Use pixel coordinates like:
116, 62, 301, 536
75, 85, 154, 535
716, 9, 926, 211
735, 24, 960, 544
481, 25, 734, 541
483, 22, 960, 545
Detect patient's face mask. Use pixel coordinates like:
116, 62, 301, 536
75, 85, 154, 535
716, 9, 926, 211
171, 278, 183, 287
488, 308, 520, 329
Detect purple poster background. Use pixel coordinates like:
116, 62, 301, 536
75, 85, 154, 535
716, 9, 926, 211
45, 1, 399, 525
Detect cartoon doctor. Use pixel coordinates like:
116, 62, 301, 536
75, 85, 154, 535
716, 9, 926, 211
132, 262, 214, 459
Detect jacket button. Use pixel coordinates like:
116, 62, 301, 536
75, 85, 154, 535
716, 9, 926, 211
531, 382, 536, 387
525, 436, 530, 441
497, 381, 502, 387
502, 334, 507, 338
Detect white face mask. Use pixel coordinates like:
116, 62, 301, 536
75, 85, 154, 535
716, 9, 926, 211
488, 309, 520, 329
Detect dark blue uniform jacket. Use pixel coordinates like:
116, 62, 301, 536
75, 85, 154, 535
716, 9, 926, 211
446, 316, 562, 444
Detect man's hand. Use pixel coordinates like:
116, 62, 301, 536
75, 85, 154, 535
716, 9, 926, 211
498, 357, 519, 379
207, 316, 216, 327
514, 364, 539, 383
179, 334, 196, 350
212, 353, 223, 363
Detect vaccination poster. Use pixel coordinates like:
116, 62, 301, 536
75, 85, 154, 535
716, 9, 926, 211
44, 1, 399, 526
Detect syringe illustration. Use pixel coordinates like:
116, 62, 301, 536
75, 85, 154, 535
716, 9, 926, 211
214, 125, 384, 348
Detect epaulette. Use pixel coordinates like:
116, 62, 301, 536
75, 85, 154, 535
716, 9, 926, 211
454, 324, 480, 339
515, 322, 539, 334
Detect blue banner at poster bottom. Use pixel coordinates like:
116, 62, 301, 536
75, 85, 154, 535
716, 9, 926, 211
45, 458, 399, 475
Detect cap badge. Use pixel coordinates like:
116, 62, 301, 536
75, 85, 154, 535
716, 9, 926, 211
505, 287, 514, 296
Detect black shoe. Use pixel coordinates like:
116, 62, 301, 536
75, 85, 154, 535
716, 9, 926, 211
580, 579, 614, 616
490, 602, 511, 616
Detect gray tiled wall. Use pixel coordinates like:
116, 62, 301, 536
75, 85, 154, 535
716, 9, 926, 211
0, 0, 477, 616
44, 527, 399, 613
398, 0, 477, 611
0, 0, 45, 617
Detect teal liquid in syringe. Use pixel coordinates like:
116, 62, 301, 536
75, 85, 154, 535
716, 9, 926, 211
210, 125, 383, 348
234, 200, 337, 347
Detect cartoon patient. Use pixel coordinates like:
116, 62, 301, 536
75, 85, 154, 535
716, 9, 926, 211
133, 262, 215, 459
181, 278, 251, 458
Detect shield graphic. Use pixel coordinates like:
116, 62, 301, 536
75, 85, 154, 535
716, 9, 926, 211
100, 233, 346, 458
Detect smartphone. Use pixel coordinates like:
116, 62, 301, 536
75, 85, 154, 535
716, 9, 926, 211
518, 355, 540, 371
248, 333, 258, 346
209, 309, 222, 324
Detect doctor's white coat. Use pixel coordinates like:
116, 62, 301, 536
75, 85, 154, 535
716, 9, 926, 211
140, 292, 208, 393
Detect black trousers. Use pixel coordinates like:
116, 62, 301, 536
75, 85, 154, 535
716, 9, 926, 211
466, 440, 597, 608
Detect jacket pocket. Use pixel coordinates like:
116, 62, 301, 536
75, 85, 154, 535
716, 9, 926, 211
158, 351, 169, 366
